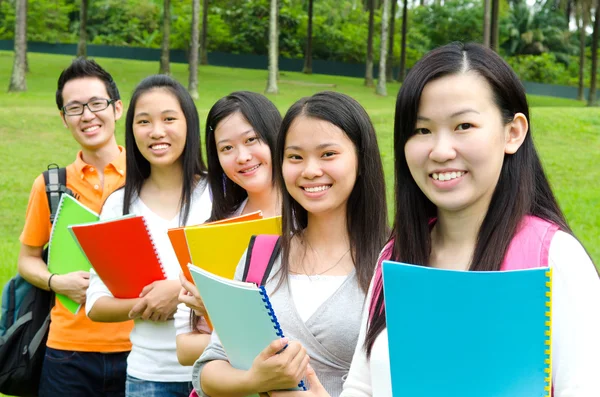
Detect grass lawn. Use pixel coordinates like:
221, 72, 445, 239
0, 50, 598, 294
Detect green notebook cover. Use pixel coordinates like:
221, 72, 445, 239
47, 194, 99, 314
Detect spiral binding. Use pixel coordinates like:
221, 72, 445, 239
543, 268, 553, 397
142, 216, 168, 279
259, 286, 307, 391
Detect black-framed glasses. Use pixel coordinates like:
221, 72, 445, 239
62, 99, 114, 116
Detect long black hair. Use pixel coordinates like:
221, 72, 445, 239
123, 74, 206, 226
365, 42, 572, 356
274, 91, 388, 293
205, 91, 282, 221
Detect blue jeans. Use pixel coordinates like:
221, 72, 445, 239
126, 375, 193, 397
38, 347, 129, 397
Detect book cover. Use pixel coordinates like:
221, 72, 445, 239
185, 216, 281, 280
168, 211, 263, 282
47, 194, 99, 314
382, 261, 552, 397
188, 264, 305, 395
69, 215, 167, 299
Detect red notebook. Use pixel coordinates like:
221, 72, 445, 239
69, 214, 167, 299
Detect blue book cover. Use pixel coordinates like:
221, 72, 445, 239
382, 261, 552, 397
188, 264, 306, 395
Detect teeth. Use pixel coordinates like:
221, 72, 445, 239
304, 185, 330, 193
151, 144, 169, 150
432, 171, 465, 181
83, 126, 99, 132
241, 164, 260, 173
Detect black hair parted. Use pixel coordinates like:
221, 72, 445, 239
123, 74, 207, 227
56, 57, 120, 110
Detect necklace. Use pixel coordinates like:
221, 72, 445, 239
291, 237, 351, 278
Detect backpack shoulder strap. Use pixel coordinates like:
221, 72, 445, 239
43, 163, 71, 224
242, 235, 281, 286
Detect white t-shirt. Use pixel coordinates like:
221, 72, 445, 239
289, 274, 348, 322
86, 181, 212, 382
341, 231, 600, 397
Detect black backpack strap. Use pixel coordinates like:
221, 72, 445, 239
43, 163, 72, 224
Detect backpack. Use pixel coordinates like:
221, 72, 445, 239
0, 164, 72, 397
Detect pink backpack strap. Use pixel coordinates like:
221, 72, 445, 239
501, 215, 559, 271
242, 235, 281, 286
189, 390, 199, 397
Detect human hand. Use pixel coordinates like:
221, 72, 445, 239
246, 338, 310, 393
178, 272, 207, 317
128, 280, 180, 321
51, 271, 90, 304
269, 364, 329, 397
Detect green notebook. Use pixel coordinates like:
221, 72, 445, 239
47, 195, 99, 314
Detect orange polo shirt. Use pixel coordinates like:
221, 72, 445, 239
20, 147, 133, 352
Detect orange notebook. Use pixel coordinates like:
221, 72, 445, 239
168, 211, 263, 282
69, 215, 167, 299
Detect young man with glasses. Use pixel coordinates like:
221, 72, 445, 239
17, 58, 133, 396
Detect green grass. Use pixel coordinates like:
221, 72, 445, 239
0, 50, 598, 294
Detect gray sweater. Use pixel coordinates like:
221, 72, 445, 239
192, 252, 366, 397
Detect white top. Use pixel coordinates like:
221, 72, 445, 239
174, 198, 249, 336
341, 231, 600, 397
86, 182, 212, 382
289, 275, 348, 322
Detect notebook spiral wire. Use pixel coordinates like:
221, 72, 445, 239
544, 268, 553, 397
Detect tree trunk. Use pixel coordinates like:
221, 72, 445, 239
77, 0, 88, 58
303, 0, 314, 74
265, 0, 279, 94
397, 0, 408, 82
386, 0, 397, 81
483, 0, 491, 48
376, 0, 390, 95
566, 0, 572, 26
490, 0, 500, 52
577, 5, 586, 101
588, 0, 600, 106
365, 0, 375, 86
189, 0, 200, 100
9, 0, 27, 92
159, 0, 171, 74
200, 0, 209, 65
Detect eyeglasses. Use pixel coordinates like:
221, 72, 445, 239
62, 99, 114, 116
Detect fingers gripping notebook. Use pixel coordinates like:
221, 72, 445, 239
187, 264, 306, 395
382, 261, 552, 397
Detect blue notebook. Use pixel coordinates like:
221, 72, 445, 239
188, 264, 306, 395
382, 261, 552, 397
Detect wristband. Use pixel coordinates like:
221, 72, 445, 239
48, 273, 57, 291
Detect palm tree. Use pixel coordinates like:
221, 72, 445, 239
265, 0, 279, 94
9, 0, 27, 92
576, 0, 592, 100
189, 0, 200, 100
365, 0, 375, 87
491, 0, 500, 51
77, 0, 88, 58
483, 0, 491, 47
376, 0, 391, 95
589, 0, 599, 106
397, 0, 408, 81
200, 0, 209, 65
386, 0, 397, 81
159, 0, 171, 74
303, 0, 314, 74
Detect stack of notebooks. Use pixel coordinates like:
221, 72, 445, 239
382, 260, 552, 397
167, 212, 282, 281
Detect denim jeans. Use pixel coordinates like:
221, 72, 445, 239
126, 375, 193, 397
38, 347, 129, 397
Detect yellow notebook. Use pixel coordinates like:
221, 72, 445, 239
185, 216, 282, 279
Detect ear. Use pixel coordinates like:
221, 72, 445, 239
113, 99, 124, 121
60, 111, 68, 128
504, 112, 528, 154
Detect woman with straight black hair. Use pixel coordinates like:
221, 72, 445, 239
175, 91, 282, 367
192, 91, 388, 397
86, 75, 212, 397
272, 42, 600, 397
